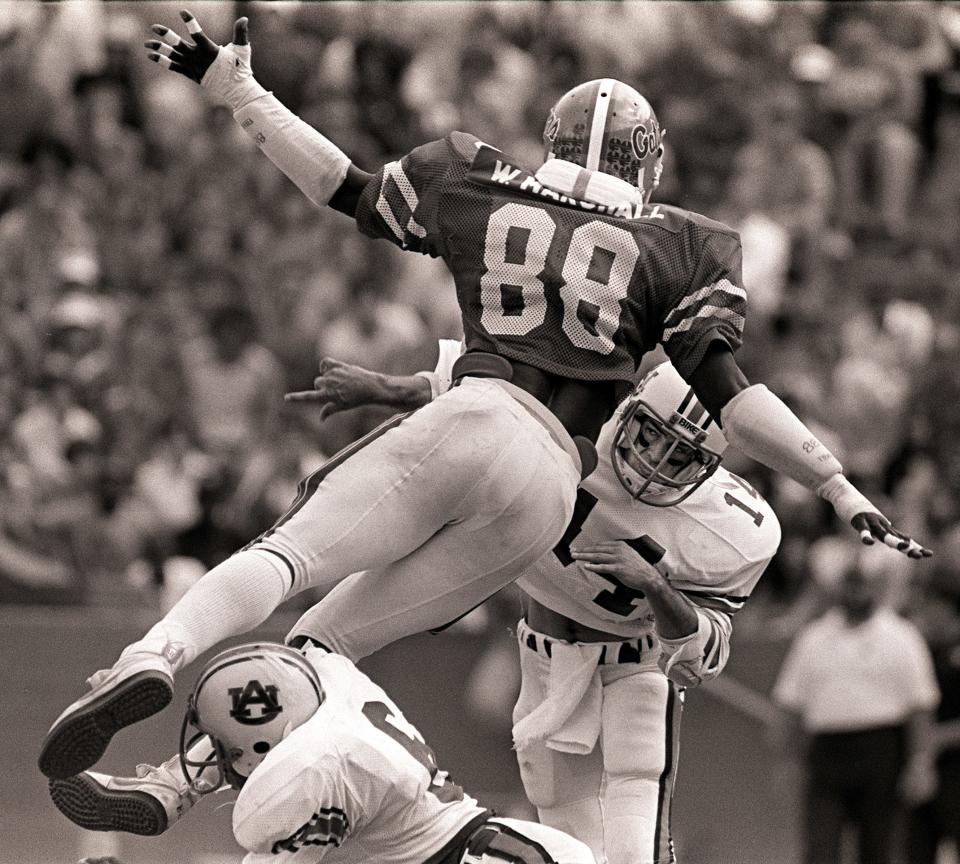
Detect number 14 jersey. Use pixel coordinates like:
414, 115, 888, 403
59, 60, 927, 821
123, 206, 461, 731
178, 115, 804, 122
355, 131, 747, 383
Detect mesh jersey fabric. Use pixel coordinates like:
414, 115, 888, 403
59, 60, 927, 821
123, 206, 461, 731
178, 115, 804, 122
355, 131, 747, 383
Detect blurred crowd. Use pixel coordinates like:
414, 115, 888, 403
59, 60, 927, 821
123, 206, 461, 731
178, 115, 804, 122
2, 0, 960, 633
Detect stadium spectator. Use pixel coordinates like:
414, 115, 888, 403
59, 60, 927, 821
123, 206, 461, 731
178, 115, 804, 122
772, 542, 940, 864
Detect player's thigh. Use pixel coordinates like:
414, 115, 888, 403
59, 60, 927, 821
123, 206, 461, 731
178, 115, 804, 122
599, 665, 682, 779
286, 527, 538, 662
483, 817, 596, 864
262, 387, 577, 593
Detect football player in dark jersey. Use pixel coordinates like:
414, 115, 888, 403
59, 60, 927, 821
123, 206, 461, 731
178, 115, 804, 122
38, 10, 928, 782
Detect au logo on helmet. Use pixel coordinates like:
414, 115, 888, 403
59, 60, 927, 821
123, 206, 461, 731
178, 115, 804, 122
631, 123, 660, 160
229, 679, 283, 725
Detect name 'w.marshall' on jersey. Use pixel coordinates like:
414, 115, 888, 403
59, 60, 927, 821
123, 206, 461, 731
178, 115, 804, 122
354, 132, 747, 383
517, 413, 781, 661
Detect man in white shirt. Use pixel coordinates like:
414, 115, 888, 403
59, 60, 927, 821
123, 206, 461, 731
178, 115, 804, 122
773, 548, 940, 864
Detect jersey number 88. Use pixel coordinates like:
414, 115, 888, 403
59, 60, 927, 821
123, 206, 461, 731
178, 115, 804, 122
480, 202, 639, 356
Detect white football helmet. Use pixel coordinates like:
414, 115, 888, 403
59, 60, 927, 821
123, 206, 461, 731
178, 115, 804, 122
179, 643, 324, 791
612, 362, 727, 506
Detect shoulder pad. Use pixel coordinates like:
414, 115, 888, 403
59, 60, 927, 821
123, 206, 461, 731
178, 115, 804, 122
665, 204, 740, 240
447, 131, 491, 161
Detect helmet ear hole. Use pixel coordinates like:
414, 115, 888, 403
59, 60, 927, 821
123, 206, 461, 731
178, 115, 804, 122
253, 741, 271, 755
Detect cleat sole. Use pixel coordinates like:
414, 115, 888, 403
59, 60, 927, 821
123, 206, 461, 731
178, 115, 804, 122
38, 671, 173, 779
49, 774, 169, 836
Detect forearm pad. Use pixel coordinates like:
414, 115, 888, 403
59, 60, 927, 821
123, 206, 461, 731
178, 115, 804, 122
720, 384, 842, 490
233, 93, 351, 208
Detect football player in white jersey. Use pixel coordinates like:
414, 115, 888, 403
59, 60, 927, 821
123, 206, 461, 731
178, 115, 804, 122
52, 641, 595, 864
56, 351, 777, 864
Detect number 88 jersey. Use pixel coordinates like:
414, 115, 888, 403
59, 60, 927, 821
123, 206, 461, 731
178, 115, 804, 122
355, 131, 747, 384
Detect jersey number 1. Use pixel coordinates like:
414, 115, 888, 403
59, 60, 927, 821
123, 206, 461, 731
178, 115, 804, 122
480, 202, 638, 355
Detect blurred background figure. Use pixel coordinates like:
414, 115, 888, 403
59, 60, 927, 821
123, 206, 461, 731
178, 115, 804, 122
771, 542, 940, 864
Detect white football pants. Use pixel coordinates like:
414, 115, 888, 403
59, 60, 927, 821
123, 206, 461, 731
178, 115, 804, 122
512, 621, 684, 864
132, 378, 580, 667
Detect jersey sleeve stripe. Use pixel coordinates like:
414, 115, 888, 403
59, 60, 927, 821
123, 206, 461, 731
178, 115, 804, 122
375, 161, 427, 243
661, 304, 745, 343
677, 589, 747, 612
665, 278, 746, 319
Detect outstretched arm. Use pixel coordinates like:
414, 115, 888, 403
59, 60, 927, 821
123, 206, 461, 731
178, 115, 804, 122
688, 343, 931, 559
145, 10, 371, 217
284, 357, 433, 420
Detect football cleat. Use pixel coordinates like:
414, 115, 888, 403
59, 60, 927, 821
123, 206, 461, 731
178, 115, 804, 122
49, 757, 214, 836
38, 648, 180, 779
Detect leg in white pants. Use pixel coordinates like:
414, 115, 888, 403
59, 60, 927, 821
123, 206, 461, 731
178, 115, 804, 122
129, 379, 580, 668
513, 636, 683, 864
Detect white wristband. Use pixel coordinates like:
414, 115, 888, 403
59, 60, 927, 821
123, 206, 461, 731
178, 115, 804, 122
817, 473, 881, 523
200, 43, 265, 112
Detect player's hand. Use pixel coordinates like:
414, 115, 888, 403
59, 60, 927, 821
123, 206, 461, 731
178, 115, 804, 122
284, 358, 389, 420
145, 9, 238, 83
851, 511, 932, 559
570, 541, 662, 590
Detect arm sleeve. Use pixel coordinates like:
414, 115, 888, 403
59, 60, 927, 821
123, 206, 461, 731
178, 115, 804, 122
661, 232, 747, 380
659, 535, 778, 687
657, 606, 733, 687
233, 752, 361, 861
354, 134, 475, 256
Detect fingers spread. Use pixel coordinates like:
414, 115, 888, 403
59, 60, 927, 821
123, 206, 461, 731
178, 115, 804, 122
180, 8, 217, 49
144, 40, 176, 58
150, 24, 182, 47
148, 53, 173, 70
883, 533, 909, 551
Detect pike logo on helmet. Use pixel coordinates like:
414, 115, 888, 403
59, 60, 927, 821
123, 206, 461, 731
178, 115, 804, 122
228, 679, 283, 725
631, 123, 659, 160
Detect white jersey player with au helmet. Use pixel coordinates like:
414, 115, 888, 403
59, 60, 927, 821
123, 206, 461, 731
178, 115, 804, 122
53, 642, 595, 864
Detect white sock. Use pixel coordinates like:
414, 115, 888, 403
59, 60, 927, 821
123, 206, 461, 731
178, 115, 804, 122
122, 549, 289, 669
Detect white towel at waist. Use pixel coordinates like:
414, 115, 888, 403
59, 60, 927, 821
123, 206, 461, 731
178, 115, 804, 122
512, 637, 603, 756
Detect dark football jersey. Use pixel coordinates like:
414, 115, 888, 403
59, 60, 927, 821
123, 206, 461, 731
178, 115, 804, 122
355, 132, 746, 383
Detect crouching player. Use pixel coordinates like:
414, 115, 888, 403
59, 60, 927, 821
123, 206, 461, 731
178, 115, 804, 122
53, 641, 595, 864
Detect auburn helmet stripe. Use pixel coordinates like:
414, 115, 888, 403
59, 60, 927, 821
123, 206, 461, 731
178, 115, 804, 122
195, 651, 323, 706
586, 79, 618, 171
